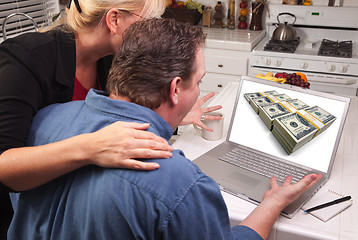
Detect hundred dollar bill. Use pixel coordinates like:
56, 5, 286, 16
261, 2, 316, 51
244, 90, 279, 103
304, 106, 336, 134
249, 96, 276, 114
295, 107, 335, 137
273, 112, 318, 150
259, 100, 299, 130
286, 99, 309, 110
259, 103, 291, 130
244, 93, 261, 102
273, 94, 291, 102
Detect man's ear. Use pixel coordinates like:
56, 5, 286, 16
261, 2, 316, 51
105, 9, 121, 34
169, 77, 182, 105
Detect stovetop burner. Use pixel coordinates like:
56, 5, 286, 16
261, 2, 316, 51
318, 39, 352, 58
263, 38, 300, 53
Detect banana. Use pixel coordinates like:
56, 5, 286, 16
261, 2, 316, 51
254, 74, 286, 83
279, 78, 286, 84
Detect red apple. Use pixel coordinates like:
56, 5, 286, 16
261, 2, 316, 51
238, 21, 248, 29
240, 1, 248, 8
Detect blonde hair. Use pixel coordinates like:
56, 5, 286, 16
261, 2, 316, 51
47, 0, 166, 33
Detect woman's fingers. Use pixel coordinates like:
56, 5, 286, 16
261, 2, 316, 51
88, 121, 174, 170
112, 121, 173, 149
114, 159, 161, 171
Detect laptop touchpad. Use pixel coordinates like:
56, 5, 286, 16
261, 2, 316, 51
223, 172, 260, 190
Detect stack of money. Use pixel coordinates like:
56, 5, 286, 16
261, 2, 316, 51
286, 99, 309, 110
272, 94, 291, 102
244, 93, 261, 102
259, 101, 296, 130
272, 112, 318, 154
258, 98, 310, 130
245, 91, 336, 154
302, 106, 336, 136
250, 94, 289, 114
250, 96, 276, 114
244, 90, 279, 103
272, 107, 336, 154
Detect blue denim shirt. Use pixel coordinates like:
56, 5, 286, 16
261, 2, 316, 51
9, 89, 262, 240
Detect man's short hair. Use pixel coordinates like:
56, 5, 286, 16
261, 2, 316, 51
106, 18, 206, 109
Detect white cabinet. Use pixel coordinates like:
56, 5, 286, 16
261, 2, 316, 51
200, 48, 251, 98
198, 28, 266, 100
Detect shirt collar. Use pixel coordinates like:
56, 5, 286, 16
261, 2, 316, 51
85, 89, 174, 141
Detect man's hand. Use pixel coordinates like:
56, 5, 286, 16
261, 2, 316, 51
240, 174, 322, 240
179, 92, 222, 131
262, 174, 323, 208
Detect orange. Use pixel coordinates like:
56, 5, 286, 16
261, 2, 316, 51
296, 72, 307, 82
240, 8, 248, 16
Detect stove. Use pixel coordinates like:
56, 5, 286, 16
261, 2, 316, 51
264, 38, 300, 53
249, 4, 358, 96
318, 39, 352, 58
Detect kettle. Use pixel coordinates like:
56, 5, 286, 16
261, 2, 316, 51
272, 12, 297, 41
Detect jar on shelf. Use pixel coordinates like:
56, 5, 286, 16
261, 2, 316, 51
212, 1, 224, 28
238, 0, 248, 29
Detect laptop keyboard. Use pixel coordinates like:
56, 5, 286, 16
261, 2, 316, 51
219, 147, 309, 183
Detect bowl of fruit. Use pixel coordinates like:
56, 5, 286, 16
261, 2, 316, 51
276, 72, 310, 89
255, 72, 310, 89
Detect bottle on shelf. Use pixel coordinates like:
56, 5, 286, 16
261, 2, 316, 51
249, 0, 265, 31
202, 6, 212, 27
227, 0, 236, 29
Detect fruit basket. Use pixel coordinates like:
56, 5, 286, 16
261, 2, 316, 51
255, 72, 310, 89
162, 8, 202, 25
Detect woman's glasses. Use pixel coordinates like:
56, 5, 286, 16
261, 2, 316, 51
118, 10, 144, 19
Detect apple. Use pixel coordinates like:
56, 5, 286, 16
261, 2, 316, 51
275, 73, 284, 78
240, 1, 248, 8
238, 21, 247, 29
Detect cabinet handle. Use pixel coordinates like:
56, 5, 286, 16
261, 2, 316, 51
218, 64, 223, 68
218, 84, 223, 88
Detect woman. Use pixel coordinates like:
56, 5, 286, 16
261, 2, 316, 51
0, 0, 221, 236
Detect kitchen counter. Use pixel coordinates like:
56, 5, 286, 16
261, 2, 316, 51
172, 81, 358, 240
203, 28, 266, 51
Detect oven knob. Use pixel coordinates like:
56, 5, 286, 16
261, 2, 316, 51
327, 64, 336, 72
339, 65, 348, 73
275, 60, 282, 66
264, 58, 271, 65
300, 62, 308, 69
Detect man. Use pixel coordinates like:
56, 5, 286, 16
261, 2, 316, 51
9, 19, 321, 240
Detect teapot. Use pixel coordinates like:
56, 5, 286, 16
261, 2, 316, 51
272, 12, 297, 41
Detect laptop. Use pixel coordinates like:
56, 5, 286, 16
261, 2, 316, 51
193, 76, 351, 218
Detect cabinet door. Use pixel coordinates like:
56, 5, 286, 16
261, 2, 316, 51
205, 48, 250, 75
200, 72, 241, 94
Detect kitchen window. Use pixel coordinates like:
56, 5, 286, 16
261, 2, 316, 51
0, 0, 59, 42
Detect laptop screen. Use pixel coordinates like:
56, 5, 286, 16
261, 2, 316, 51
228, 77, 349, 174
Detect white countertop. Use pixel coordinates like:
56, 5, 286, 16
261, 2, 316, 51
203, 28, 266, 52
172, 82, 358, 240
